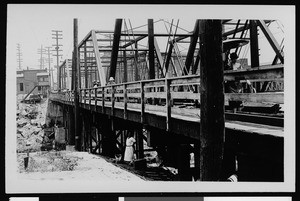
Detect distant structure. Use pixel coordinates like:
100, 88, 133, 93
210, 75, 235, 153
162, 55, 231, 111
16, 68, 50, 98
16, 43, 23, 70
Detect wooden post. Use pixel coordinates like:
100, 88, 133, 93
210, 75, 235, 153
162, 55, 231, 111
89, 88, 92, 110
84, 44, 88, 88
148, 19, 155, 79
95, 88, 97, 111
73, 18, 81, 151
124, 84, 128, 119
140, 82, 145, 124
136, 128, 144, 159
166, 78, 171, 131
199, 20, 224, 181
250, 20, 260, 67
102, 86, 105, 114
123, 50, 128, 83
111, 86, 115, 116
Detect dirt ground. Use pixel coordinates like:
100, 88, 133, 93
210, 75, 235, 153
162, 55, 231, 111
17, 151, 145, 181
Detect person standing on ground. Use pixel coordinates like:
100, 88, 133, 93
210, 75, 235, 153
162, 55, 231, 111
124, 132, 136, 164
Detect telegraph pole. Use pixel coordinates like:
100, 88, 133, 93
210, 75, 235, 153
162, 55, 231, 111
37, 45, 46, 69
45, 46, 54, 89
52, 30, 63, 89
16, 43, 23, 70
73, 18, 80, 150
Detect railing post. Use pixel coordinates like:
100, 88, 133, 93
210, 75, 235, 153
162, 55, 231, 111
111, 85, 115, 116
95, 88, 97, 111
102, 86, 105, 114
166, 78, 171, 131
89, 88, 91, 110
124, 84, 127, 120
83, 89, 86, 104
140, 81, 145, 124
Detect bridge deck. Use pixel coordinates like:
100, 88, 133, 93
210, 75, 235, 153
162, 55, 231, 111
52, 97, 283, 139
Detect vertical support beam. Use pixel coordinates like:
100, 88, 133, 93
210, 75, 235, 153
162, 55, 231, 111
256, 20, 284, 64
109, 19, 123, 79
94, 87, 97, 111
183, 19, 200, 75
134, 43, 139, 81
250, 20, 260, 67
66, 59, 70, 90
69, 107, 75, 145
199, 20, 224, 181
165, 78, 171, 131
111, 86, 115, 116
84, 44, 88, 88
140, 82, 145, 124
102, 86, 105, 113
136, 128, 144, 159
124, 84, 128, 119
123, 50, 127, 82
148, 19, 155, 79
73, 18, 81, 151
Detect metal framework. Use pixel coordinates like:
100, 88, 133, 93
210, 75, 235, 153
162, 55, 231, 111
51, 19, 285, 182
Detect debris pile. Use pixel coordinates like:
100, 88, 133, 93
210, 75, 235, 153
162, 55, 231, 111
16, 99, 54, 153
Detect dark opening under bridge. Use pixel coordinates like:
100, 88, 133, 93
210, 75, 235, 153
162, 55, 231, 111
48, 19, 284, 181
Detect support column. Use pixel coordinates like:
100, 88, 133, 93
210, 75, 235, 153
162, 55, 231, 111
148, 19, 155, 79
123, 50, 127, 82
68, 107, 75, 145
250, 20, 260, 67
73, 18, 81, 151
199, 20, 224, 181
136, 128, 144, 159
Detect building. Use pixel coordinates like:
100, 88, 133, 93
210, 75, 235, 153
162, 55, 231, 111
17, 68, 50, 98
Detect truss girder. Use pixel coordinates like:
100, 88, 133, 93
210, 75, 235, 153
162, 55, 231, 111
91, 30, 107, 86
256, 20, 284, 64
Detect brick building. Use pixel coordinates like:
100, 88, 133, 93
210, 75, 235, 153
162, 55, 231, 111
17, 68, 50, 98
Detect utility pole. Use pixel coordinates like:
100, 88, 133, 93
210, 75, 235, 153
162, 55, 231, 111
45, 46, 54, 89
73, 18, 80, 151
198, 20, 224, 181
37, 45, 46, 69
16, 43, 23, 70
52, 30, 63, 89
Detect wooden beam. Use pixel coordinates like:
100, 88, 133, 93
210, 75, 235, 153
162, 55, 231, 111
199, 20, 224, 181
225, 92, 284, 104
148, 19, 155, 79
250, 20, 260, 67
224, 64, 283, 81
91, 30, 107, 86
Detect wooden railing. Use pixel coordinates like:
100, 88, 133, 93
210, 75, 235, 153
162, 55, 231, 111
50, 65, 284, 126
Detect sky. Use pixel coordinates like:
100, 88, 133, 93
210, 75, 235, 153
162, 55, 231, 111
7, 4, 288, 73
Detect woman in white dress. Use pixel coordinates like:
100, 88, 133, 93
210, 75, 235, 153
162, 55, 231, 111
124, 132, 136, 163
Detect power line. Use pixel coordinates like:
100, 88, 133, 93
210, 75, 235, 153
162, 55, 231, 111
16, 43, 23, 70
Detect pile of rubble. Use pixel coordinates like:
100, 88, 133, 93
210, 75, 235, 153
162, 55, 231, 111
16, 99, 54, 153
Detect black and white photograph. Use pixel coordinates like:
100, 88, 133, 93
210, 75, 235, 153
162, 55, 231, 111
5, 4, 295, 194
